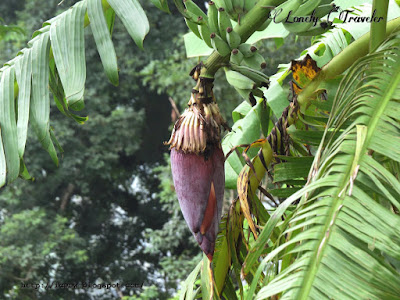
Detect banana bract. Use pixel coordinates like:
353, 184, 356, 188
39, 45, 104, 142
171, 147, 224, 260
167, 76, 226, 260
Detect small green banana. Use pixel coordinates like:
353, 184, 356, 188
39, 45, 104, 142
238, 43, 257, 57
213, 0, 233, 13
293, 0, 322, 16
173, 0, 190, 18
230, 64, 269, 87
223, 0, 235, 18
225, 68, 256, 90
207, 1, 219, 34
230, 48, 244, 64
234, 87, 252, 100
283, 19, 313, 33
218, 7, 233, 41
185, 18, 202, 38
283, 2, 335, 34
184, 9, 203, 24
296, 21, 334, 36
273, 0, 302, 23
319, 0, 333, 5
198, 22, 212, 48
257, 18, 272, 31
232, 0, 245, 15
283, 0, 321, 33
184, 0, 208, 21
289, 22, 317, 33
210, 32, 231, 56
314, 3, 336, 18
226, 27, 241, 49
212, 0, 225, 9
242, 52, 267, 70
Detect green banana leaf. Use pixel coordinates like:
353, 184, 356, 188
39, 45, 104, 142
0, 0, 149, 189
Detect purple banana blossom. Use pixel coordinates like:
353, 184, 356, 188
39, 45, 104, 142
171, 147, 224, 260
167, 78, 226, 260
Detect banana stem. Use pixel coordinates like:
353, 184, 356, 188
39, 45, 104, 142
369, 0, 389, 52
202, 0, 285, 77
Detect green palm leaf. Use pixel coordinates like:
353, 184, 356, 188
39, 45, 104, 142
0, 66, 19, 184
0, 0, 149, 189
50, 0, 87, 110
107, 0, 149, 49
88, 0, 119, 86
30, 31, 59, 166
15, 48, 32, 158
252, 31, 400, 300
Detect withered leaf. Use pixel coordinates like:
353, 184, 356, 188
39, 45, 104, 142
237, 166, 259, 239
290, 54, 321, 95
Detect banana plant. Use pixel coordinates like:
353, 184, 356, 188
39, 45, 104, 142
1, 0, 400, 299
173, 0, 400, 299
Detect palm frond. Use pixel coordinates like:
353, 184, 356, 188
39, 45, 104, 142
252, 31, 400, 300
0, 0, 149, 187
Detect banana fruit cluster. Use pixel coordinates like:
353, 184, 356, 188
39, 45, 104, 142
182, 0, 335, 103
183, 1, 268, 102
225, 44, 269, 103
183, 0, 250, 54
184, 0, 335, 49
